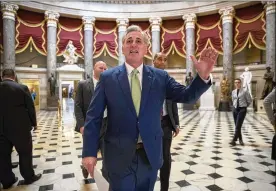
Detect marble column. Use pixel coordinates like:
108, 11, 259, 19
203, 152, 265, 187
82, 16, 95, 79
263, 2, 276, 81
219, 7, 235, 91
183, 13, 197, 76
149, 17, 162, 57
45, 11, 59, 78
1, 2, 18, 69
116, 18, 129, 65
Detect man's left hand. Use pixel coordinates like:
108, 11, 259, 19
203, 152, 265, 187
173, 127, 180, 137
191, 47, 218, 80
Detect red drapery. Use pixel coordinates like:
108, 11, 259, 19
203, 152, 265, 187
196, 13, 223, 56
94, 21, 118, 59
161, 19, 185, 58
0, 12, 3, 51
57, 17, 84, 58
15, 10, 46, 55
233, 4, 266, 54
129, 21, 152, 59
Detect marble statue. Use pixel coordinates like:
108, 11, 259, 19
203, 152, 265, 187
63, 40, 78, 64
48, 73, 56, 96
185, 72, 194, 86
240, 67, 252, 97
261, 66, 274, 99
220, 76, 230, 101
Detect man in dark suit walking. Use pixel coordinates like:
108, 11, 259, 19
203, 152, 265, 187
153, 52, 180, 191
74, 61, 108, 179
82, 25, 218, 191
0, 69, 41, 189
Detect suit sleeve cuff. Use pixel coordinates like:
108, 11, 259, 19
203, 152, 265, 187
198, 73, 213, 84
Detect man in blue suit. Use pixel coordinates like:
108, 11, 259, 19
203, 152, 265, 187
82, 25, 218, 191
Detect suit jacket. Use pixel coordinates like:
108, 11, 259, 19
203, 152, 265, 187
83, 64, 210, 174
0, 79, 37, 137
74, 78, 94, 132
165, 100, 179, 132
232, 88, 252, 108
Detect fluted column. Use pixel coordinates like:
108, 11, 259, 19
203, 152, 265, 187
183, 13, 197, 76
219, 7, 235, 91
45, 11, 59, 78
263, 2, 276, 81
1, 2, 18, 69
82, 16, 95, 79
116, 18, 129, 65
149, 17, 162, 57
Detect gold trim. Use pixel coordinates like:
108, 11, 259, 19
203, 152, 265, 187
58, 23, 83, 32
17, 16, 45, 27
93, 43, 118, 60
235, 12, 264, 24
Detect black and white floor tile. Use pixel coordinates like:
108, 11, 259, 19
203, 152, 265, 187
4, 99, 276, 191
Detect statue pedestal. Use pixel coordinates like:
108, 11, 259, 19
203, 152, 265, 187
218, 101, 231, 111
199, 87, 216, 111
257, 100, 265, 114
47, 96, 58, 111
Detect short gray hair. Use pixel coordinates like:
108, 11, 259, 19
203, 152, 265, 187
122, 25, 149, 46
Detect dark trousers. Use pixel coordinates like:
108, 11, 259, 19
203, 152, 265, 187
100, 117, 108, 181
0, 132, 34, 186
272, 134, 276, 160
232, 107, 247, 142
160, 115, 173, 191
108, 148, 158, 191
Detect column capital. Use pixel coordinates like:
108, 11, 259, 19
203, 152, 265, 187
116, 18, 129, 27
82, 16, 95, 31
45, 11, 60, 28
263, 2, 276, 15
149, 17, 162, 32
1, 2, 18, 21
219, 7, 235, 24
182, 13, 197, 29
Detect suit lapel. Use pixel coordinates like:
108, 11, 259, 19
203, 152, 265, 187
139, 65, 153, 116
117, 65, 137, 117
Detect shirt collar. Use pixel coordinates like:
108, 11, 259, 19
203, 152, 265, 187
125, 62, 143, 76
93, 76, 98, 84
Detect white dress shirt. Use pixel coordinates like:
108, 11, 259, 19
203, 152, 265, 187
93, 76, 107, 118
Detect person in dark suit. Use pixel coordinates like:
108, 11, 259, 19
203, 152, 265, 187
82, 25, 218, 191
153, 52, 180, 191
230, 78, 252, 146
74, 61, 108, 179
0, 69, 41, 189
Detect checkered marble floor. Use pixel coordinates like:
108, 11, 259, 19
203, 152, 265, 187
4, 99, 276, 191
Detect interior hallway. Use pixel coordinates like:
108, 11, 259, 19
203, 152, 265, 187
6, 98, 276, 191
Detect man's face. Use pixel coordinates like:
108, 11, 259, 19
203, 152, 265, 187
234, 80, 241, 89
94, 62, 107, 77
153, 54, 167, 70
122, 31, 148, 65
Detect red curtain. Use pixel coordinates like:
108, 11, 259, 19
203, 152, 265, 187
57, 17, 84, 57
161, 19, 185, 58
15, 10, 46, 55
233, 4, 266, 54
94, 21, 118, 59
129, 21, 152, 59
196, 13, 223, 56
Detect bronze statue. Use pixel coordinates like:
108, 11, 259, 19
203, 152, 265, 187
185, 72, 194, 86
220, 76, 230, 101
262, 67, 274, 99
48, 73, 56, 96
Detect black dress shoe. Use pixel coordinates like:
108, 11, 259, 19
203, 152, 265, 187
81, 165, 89, 179
229, 141, 236, 146
24, 173, 42, 185
2, 177, 18, 189
12, 162, 18, 168
239, 140, 244, 146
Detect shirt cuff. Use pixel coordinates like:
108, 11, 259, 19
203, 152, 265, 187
199, 73, 212, 84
